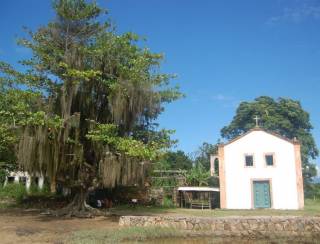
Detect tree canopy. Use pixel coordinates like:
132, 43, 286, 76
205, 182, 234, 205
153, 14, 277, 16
156, 150, 193, 171
0, 0, 181, 216
221, 96, 318, 187
192, 142, 217, 171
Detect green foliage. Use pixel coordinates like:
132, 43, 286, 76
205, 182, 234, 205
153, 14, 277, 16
221, 96, 318, 186
208, 176, 219, 187
193, 142, 217, 171
0, 183, 27, 203
152, 144, 216, 187
162, 196, 175, 208
152, 177, 180, 188
86, 124, 174, 160
53, 0, 102, 21
0, 169, 7, 185
28, 182, 51, 197
157, 150, 193, 170
305, 183, 320, 200
185, 163, 211, 186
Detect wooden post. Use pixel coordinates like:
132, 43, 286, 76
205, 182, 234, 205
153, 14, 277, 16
50, 176, 56, 193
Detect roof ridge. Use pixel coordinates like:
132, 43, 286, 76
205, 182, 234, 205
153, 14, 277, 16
221, 127, 299, 146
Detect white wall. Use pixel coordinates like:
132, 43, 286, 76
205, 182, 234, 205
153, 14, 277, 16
4, 171, 44, 191
224, 130, 299, 210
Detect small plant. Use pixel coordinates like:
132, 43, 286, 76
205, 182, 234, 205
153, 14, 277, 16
0, 183, 27, 203
162, 196, 175, 208
28, 182, 51, 197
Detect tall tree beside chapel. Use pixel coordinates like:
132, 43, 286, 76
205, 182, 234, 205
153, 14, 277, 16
0, 0, 181, 216
221, 96, 318, 189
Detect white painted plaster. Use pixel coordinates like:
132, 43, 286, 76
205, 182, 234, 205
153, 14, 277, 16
38, 176, 44, 189
223, 130, 299, 210
4, 171, 44, 191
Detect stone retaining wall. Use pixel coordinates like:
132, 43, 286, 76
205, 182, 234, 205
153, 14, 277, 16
119, 216, 320, 238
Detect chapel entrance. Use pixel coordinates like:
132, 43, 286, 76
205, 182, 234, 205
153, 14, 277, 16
253, 180, 271, 208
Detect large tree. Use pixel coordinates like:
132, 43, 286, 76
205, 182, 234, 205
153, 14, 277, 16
221, 96, 318, 189
0, 0, 181, 216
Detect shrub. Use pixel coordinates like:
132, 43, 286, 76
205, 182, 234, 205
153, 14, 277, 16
208, 176, 219, 187
162, 196, 175, 208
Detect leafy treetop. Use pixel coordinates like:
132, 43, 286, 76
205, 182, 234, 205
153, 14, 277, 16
221, 96, 318, 186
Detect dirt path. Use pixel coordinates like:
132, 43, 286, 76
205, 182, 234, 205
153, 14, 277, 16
0, 208, 118, 244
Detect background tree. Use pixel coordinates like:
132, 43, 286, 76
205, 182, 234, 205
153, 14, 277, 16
156, 150, 193, 170
185, 163, 210, 186
0, 0, 181, 216
221, 96, 318, 190
0, 80, 41, 184
193, 142, 217, 171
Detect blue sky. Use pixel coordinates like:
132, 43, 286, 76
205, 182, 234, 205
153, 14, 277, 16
1, 0, 320, 167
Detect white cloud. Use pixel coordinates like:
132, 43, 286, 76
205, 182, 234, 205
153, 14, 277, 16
190, 92, 240, 108
267, 2, 320, 24
211, 94, 234, 101
211, 94, 240, 108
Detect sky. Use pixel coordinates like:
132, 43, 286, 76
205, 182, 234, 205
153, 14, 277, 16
1, 0, 320, 167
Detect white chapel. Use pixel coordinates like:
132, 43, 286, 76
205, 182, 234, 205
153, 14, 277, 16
211, 127, 304, 210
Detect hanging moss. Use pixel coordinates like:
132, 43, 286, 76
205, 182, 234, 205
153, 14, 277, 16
98, 153, 145, 188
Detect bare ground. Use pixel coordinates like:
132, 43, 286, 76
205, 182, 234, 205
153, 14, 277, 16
0, 199, 319, 244
0, 208, 119, 244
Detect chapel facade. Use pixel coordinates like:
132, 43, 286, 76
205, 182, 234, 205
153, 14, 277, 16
211, 128, 304, 210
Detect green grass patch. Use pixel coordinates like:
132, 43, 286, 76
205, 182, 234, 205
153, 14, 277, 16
0, 183, 27, 203
0, 183, 59, 209
304, 198, 320, 213
111, 199, 320, 217
69, 227, 186, 244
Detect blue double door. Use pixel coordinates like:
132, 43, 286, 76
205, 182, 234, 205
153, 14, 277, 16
253, 180, 271, 208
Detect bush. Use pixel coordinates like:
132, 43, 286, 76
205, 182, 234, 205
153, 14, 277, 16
0, 183, 27, 203
208, 176, 219, 187
162, 196, 175, 208
28, 182, 51, 197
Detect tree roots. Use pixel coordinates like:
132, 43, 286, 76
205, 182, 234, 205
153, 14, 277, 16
48, 202, 109, 218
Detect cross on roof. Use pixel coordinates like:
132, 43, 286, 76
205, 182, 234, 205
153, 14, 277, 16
254, 115, 260, 127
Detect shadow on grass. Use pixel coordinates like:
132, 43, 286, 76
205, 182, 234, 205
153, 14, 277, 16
110, 199, 320, 217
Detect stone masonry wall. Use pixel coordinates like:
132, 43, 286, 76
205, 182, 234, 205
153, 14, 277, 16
119, 216, 320, 239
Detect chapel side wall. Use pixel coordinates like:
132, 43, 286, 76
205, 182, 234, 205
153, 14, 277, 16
224, 131, 299, 210
294, 143, 304, 209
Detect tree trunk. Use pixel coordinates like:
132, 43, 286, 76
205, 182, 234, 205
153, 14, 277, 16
52, 187, 104, 218
72, 188, 88, 212
50, 176, 56, 193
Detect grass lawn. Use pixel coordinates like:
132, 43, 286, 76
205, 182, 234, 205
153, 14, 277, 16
111, 199, 320, 217
69, 226, 188, 244
69, 200, 320, 243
